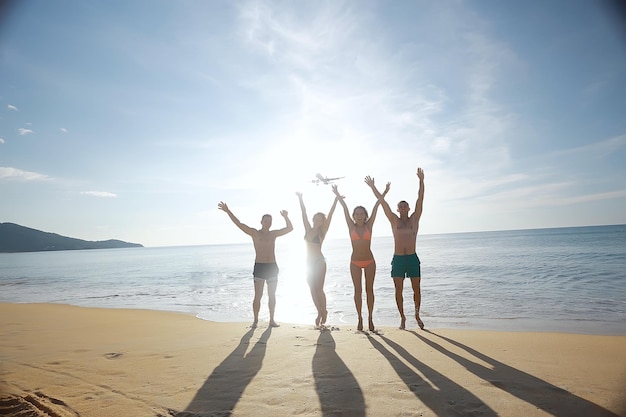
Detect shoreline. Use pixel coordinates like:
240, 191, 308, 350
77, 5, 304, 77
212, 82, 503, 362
4, 300, 625, 337
1, 303, 625, 416
204, 312, 626, 337
416, 316, 626, 336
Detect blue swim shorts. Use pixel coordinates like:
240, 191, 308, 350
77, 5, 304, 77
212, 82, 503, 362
253, 262, 279, 282
391, 253, 421, 278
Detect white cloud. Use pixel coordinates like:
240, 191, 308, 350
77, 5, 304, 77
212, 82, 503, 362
0, 138, 5, 144
7, 104, 18, 111
0, 167, 49, 181
18, 128, 33, 135
60, 128, 68, 133
81, 191, 118, 198
564, 134, 626, 157
553, 189, 626, 205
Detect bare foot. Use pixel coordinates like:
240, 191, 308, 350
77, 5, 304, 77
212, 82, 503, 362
399, 316, 406, 330
368, 318, 375, 332
321, 310, 328, 325
415, 309, 424, 329
416, 317, 424, 330
315, 314, 321, 328
270, 320, 280, 328
357, 317, 363, 331
251, 321, 258, 328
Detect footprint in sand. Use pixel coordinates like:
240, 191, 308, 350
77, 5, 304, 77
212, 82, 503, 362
0, 392, 80, 417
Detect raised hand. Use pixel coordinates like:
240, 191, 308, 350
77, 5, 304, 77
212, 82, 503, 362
218, 201, 229, 212
417, 167, 424, 180
331, 184, 343, 199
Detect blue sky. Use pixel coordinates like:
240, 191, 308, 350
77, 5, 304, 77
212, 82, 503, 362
1, 1, 625, 247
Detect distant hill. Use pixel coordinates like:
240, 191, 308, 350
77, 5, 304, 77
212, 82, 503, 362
0, 223, 143, 253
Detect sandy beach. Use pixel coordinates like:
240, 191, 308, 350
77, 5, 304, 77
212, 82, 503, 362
0, 303, 624, 417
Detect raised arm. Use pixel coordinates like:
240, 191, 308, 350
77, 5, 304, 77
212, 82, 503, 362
274, 210, 294, 237
218, 201, 255, 236
365, 176, 396, 224
412, 168, 425, 222
296, 192, 312, 232
322, 195, 340, 236
332, 184, 353, 230
368, 181, 390, 227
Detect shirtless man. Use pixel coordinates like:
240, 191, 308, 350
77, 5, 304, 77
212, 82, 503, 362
218, 202, 293, 328
366, 168, 425, 330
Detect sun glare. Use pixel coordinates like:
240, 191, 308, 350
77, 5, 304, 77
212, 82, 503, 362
274, 241, 316, 325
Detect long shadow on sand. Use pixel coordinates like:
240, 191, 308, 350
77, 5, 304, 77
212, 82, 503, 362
367, 333, 499, 417
313, 329, 366, 417
174, 326, 272, 417
413, 330, 621, 417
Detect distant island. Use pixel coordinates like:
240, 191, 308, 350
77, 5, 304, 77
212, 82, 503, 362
0, 222, 144, 253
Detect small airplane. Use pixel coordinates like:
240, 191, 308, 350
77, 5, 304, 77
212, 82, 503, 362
312, 173, 345, 185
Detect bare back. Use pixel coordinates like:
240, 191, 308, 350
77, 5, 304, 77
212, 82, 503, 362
390, 216, 419, 255
367, 169, 424, 257
251, 230, 279, 263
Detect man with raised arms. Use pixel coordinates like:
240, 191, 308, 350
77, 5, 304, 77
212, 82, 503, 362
218, 202, 293, 328
366, 168, 425, 330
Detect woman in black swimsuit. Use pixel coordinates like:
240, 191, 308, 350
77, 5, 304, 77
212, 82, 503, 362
296, 191, 339, 328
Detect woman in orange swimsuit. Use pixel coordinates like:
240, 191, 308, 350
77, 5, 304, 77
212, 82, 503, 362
332, 180, 389, 331
296, 191, 339, 328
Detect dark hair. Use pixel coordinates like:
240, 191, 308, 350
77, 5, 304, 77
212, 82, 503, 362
262, 214, 272, 221
313, 212, 326, 222
352, 206, 369, 222
313, 212, 327, 239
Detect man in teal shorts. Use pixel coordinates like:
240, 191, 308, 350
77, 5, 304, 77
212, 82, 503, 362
366, 168, 425, 330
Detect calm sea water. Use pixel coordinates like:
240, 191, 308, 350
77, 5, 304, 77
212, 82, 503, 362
1, 225, 625, 335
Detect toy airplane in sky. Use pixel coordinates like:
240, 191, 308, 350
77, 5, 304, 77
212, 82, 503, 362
312, 173, 345, 185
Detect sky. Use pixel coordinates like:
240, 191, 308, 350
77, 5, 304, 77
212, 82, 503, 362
1, 0, 625, 247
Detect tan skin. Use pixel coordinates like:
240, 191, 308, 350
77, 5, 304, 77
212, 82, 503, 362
296, 192, 339, 328
332, 181, 389, 331
366, 167, 425, 330
218, 202, 293, 328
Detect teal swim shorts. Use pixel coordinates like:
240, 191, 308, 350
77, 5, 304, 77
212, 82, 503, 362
391, 253, 421, 278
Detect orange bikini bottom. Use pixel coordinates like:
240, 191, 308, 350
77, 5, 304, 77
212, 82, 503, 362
351, 259, 374, 268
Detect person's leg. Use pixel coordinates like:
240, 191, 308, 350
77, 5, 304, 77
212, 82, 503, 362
391, 255, 407, 329
364, 261, 376, 331
308, 262, 323, 327
393, 277, 406, 329
252, 279, 265, 328
318, 260, 328, 325
350, 262, 363, 330
267, 279, 279, 327
410, 277, 423, 329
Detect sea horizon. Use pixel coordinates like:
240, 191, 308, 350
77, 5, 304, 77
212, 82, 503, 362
142, 222, 626, 249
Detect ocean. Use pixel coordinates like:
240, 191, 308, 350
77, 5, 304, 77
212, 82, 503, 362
1, 225, 625, 335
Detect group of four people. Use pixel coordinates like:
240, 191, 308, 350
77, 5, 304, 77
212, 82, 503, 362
218, 168, 425, 331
